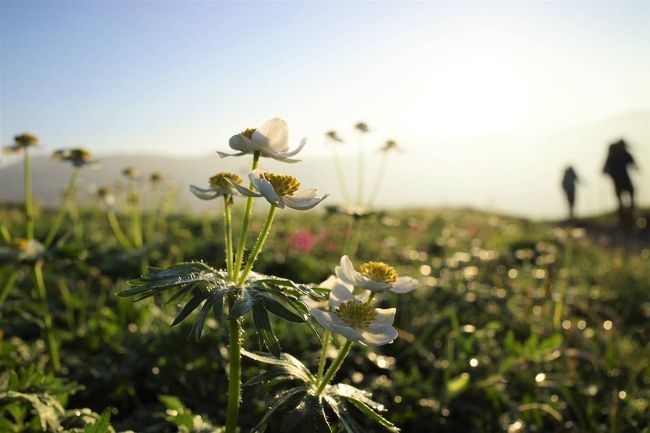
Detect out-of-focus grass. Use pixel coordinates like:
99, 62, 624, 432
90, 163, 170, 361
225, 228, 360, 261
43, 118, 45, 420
1, 205, 648, 433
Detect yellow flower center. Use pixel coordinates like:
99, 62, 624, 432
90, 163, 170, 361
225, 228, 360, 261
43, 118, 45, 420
240, 128, 257, 139
209, 172, 243, 189
70, 148, 91, 162
359, 261, 397, 283
14, 133, 38, 147
336, 300, 377, 329
260, 172, 300, 196
12, 238, 31, 250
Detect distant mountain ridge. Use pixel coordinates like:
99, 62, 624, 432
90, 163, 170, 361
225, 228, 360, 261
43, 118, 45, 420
1, 111, 648, 218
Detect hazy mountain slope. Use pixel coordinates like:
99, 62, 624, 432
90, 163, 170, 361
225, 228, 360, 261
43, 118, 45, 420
1, 111, 648, 218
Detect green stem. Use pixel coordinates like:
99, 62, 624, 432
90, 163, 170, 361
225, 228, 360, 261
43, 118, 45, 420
44, 167, 79, 248
356, 135, 365, 206
129, 180, 144, 248
316, 331, 331, 380
331, 146, 350, 204
224, 196, 234, 279
225, 310, 243, 433
233, 151, 260, 280
367, 154, 388, 209
24, 147, 34, 240
316, 340, 352, 395
237, 205, 277, 286
107, 209, 134, 250
33, 261, 60, 373
0, 271, 18, 304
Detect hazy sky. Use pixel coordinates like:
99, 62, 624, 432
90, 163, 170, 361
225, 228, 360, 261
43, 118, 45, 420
1, 1, 649, 217
1, 1, 648, 157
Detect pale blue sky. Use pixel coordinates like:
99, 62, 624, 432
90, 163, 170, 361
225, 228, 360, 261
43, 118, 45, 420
1, 0, 649, 158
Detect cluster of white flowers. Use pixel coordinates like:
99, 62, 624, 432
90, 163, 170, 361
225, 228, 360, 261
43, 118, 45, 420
190, 118, 328, 210
310, 255, 417, 347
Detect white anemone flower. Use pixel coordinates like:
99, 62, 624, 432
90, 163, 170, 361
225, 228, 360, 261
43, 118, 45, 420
229, 168, 328, 210
310, 283, 397, 347
335, 255, 417, 293
190, 172, 244, 200
217, 118, 307, 163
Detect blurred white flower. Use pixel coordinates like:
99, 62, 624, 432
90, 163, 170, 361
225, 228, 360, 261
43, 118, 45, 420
218, 118, 306, 163
230, 168, 328, 210
335, 255, 417, 293
190, 172, 243, 200
310, 282, 397, 347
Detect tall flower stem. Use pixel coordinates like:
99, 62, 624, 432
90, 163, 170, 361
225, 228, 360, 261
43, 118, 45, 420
331, 146, 350, 204
24, 147, 34, 240
356, 134, 365, 206
237, 205, 277, 286
316, 340, 352, 395
107, 209, 134, 250
128, 180, 143, 248
0, 271, 18, 304
223, 196, 234, 279
44, 167, 79, 248
225, 310, 243, 433
316, 331, 331, 380
233, 151, 260, 281
33, 260, 60, 372
367, 154, 389, 208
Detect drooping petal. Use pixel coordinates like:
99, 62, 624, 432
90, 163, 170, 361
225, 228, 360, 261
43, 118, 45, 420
372, 308, 396, 326
228, 181, 261, 197
358, 279, 392, 292
391, 276, 418, 294
360, 326, 399, 347
284, 191, 329, 210
319, 275, 339, 289
189, 185, 220, 200
217, 150, 247, 159
281, 137, 307, 157
254, 118, 289, 152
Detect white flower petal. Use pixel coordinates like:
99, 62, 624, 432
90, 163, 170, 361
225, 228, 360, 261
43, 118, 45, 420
335, 255, 360, 286
319, 275, 339, 289
265, 153, 302, 163
359, 279, 392, 292
373, 308, 396, 326
284, 193, 329, 210
310, 309, 361, 341
254, 118, 289, 152
329, 283, 356, 309
217, 150, 247, 158
252, 178, 281, 206
228, 181, 260, 197
229, 134, 262, 153
391, 276, 418, 294
189, 185, 220, 200
360, 326, 398, 347
282, 137, 307, 157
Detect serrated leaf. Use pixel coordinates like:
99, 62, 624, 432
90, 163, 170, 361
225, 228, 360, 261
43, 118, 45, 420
301, 394, 331, 433
262, 296, 304, 322
346, 398, 400, 432
192, 294, 216, 341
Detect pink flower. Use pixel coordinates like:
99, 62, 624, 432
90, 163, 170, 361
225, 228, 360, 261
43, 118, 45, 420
289, 229, 317, 253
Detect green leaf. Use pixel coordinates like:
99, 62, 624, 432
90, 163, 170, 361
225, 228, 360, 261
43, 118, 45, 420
83, 409, 112, 433
192, 294, 218, 341
229, 290, 253, 318
251, 387, 307, 433
346, 398, 400, 432
171, 292, 210, 327
252, 304, 281, 357
262, 296, 305, 322
301, 394, 331, 433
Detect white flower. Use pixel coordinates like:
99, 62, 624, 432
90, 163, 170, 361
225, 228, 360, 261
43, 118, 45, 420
190, 172, 244, 200
217, 118, 307, 163
335, 255, 417, 293
310, 283, 397, 347
229, 168, 328, 210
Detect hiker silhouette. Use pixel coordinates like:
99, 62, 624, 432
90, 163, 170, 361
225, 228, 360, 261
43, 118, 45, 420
603, 139, 637, 214
561, 166, 579, 219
